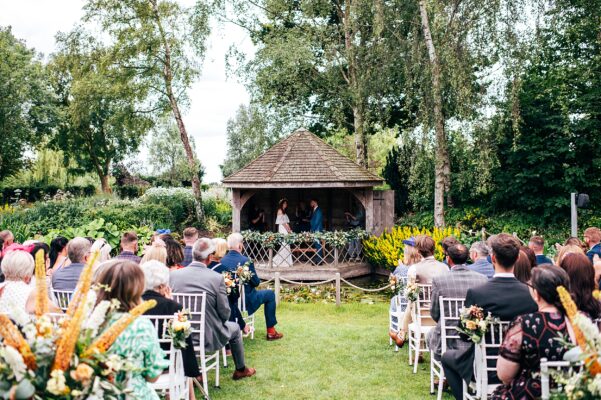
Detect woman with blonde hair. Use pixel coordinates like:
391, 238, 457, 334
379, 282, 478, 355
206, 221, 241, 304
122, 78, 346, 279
140, 239, 168, 265
555, 244, 585, 265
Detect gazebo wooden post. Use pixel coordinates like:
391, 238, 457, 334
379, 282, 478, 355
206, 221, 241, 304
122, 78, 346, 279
365, 189, 374, 233
232, 188, 241, 232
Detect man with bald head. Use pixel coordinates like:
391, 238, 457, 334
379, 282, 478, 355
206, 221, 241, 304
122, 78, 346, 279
170, 237, 256, 381
51, 237, 91, 291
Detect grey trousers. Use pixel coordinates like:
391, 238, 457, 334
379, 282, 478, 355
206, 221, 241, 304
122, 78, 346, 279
226, 321, 246, 370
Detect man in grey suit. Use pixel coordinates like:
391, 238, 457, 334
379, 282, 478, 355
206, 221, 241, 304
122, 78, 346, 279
170, 238, 256, 380
427, 244, 488, 361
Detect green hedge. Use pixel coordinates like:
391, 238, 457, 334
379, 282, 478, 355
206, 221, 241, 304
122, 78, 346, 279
0, 184, 96, 203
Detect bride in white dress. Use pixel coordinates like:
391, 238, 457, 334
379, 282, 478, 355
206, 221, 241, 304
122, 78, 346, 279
273, 198, 293, 267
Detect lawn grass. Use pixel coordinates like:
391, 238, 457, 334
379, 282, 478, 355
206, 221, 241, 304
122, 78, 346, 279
199, 302, 453, 400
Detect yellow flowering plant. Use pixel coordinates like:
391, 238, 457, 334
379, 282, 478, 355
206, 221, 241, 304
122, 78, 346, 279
362, 226, 461, 269
166, 311, 193, 350
0, 250, 155, 399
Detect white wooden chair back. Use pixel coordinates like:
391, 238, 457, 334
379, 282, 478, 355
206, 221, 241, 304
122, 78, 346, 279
411, 284, 433, 325
540, 359, 582, 400
237, 283, 255, 339
392, 276, 409, 312
439, 297, 465, 354
51, 289, 74, 312
144, 315, 189, 400
474, 320, 510, 399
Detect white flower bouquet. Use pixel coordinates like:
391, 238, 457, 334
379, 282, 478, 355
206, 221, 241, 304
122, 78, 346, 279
166, 311, 192, 350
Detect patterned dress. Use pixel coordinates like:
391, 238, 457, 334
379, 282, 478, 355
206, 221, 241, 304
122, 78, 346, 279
491, 311, 570, 400
108, 314, 169, 400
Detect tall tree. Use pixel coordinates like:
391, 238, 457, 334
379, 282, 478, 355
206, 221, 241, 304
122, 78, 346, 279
0, 27, 56, 180
229, 0, 411, 167
83, 0, 213, 219
221, 103, 282, 177
50, 30, 153, 193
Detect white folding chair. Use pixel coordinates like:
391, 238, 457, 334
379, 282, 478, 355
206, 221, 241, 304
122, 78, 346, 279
408, 284, 433, 373
172, 292, 220, 395
389, 276, 408, 352
238, 284, 255, 340
430, 297, 464, 400
463, 320, 510, 400
51, 289, 74, 312
144, 315, 190, 400
541, 358, 582, 400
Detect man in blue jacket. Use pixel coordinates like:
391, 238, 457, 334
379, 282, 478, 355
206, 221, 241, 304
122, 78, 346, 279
310, 198, 324, 264
220, 233, 284, 341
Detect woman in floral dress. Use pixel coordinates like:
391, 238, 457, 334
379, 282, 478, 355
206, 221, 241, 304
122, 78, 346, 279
492, 266, 576, 400
95, 260, 169, 400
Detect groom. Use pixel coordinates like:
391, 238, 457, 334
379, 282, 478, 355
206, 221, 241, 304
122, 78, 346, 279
310, 198, 324, 264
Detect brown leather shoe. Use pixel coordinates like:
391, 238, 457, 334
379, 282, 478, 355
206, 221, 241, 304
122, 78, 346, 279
389, 329, 406, 348
266, 331, 284, 341
232, 367, 256, 380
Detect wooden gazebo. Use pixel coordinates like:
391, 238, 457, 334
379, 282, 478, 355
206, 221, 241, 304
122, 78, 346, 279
223, 128, 391, 234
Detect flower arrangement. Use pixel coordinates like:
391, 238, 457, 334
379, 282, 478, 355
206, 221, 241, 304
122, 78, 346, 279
0, 250, 157, 399
222, 271, 238, 295
236, 261, 255, 284
456, 305, 495, 344
404, 280, 420, 302
167, 311, 192, 350
389, 274, 403, 296
241, 229, 369, 248
550, 286, 601, 399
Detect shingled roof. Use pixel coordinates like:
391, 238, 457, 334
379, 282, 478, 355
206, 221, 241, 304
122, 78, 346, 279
222, 129, 383, 188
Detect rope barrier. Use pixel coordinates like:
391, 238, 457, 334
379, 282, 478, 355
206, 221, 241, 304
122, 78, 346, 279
339, 277, 392, 292
277, 277, 337, 286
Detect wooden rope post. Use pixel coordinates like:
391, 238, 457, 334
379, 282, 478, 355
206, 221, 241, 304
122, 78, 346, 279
268, 248, 273, 269
334, 247, 339, 268
335, 272, 341, 307
274, 272, 281, 305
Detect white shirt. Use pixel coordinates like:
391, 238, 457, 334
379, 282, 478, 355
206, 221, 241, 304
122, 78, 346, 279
493, 272, 515, 278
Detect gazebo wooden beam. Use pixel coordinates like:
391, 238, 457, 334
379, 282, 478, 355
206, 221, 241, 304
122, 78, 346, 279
224, 182, 380, 189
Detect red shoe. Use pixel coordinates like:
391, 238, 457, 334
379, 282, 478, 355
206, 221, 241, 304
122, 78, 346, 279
232, 367, 256, 380
266, 330, 284, 341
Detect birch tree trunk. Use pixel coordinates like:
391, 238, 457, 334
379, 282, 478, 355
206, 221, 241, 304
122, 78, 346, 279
419, 0, 449, 227
150, 0, 204, 221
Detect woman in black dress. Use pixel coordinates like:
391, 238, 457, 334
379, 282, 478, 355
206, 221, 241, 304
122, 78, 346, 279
493, 265, 576, 400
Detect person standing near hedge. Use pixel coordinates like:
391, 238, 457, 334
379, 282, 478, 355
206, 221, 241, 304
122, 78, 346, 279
116, 231, 141, 264
181, 227, 198, 267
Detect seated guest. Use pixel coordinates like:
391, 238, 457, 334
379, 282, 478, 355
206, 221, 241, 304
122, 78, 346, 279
528, 235, 553, 265
115, 231, 142, 264
95, 260, 169, 399
427, 244, 487, 360
492, 266, 575, 399
389, 238, 422, 330
170, 238, 256, 380
441, 236, 460, 264
393, 235, 448, 347
48, 236, 69, 276
163, 235, 185, 270
584, 227, 601, 262
559, 253, 601, 321
0, 250, 60, 318
220, 233, 284, 341
468, 241, 494, 279
141, 260, 201, 379
442, 233, 538, 400
210, 237, 251, 336
513, 247, 535, 284
140, 240, 168, 265
51, 237, 92, 291
181, 227, 199, 267
0, 229, 14, 252
556, 243, 585, 265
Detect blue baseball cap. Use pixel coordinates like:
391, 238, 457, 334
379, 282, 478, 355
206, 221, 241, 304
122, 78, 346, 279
156, 229, 171, 234
402, 237, 416, 246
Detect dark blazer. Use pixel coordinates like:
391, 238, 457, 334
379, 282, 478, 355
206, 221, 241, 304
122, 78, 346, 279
209, 260, 246, 330
449, 276, 538, 383
310, 206, 324, 232
587, 243, 601, 263
219, 250, 262, 315
535, 254, 554, 266
142, 290, 199, 377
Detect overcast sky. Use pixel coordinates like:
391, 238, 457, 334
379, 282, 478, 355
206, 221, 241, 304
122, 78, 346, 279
0, 0, 254, 183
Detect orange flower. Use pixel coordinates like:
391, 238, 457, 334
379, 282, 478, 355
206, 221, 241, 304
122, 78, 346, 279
557, 286, 601, 375
65, 251, 99, 318
0, 314, 37, 370
82, 300, 157, 358
34, 249, 49, 317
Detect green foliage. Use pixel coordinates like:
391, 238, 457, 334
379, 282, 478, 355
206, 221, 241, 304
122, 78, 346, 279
0, 185, 96, 204
140, 187, 197, 229
0, 27, 57, 180
113, 185, 146, 200
221, 103, 282, 177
